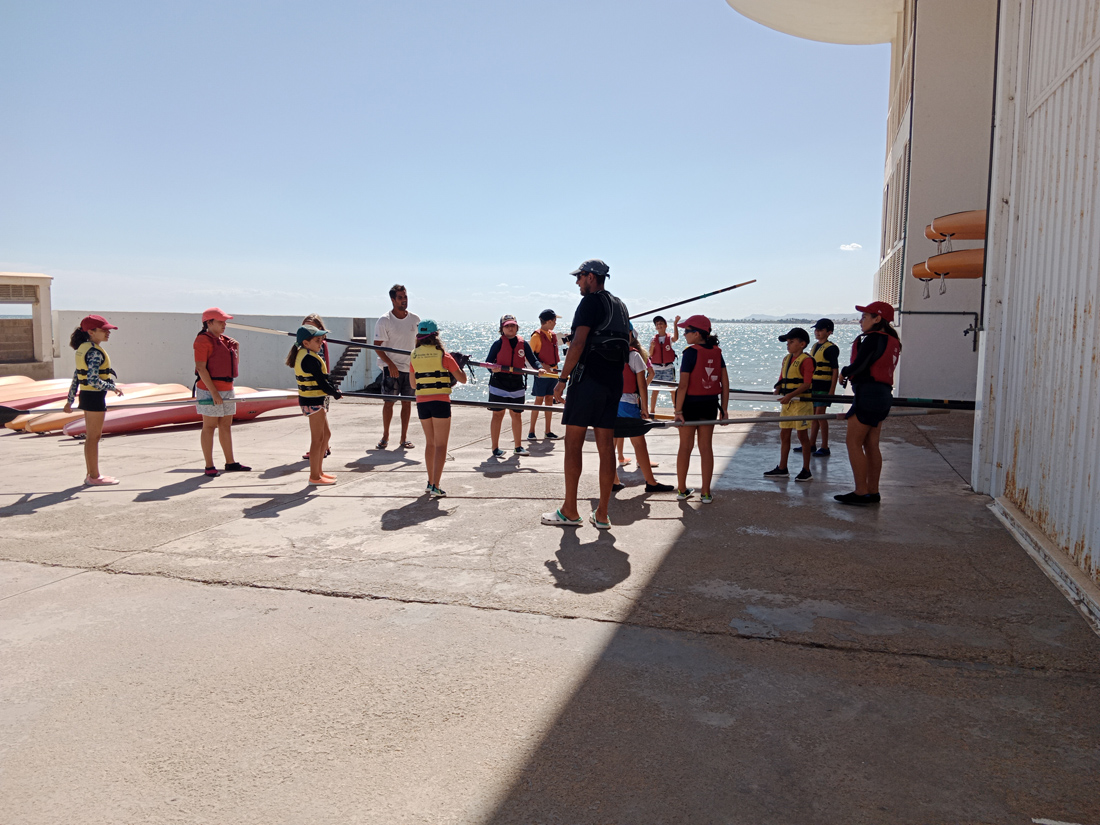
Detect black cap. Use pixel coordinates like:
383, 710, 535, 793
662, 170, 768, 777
778, 327, 811, 343
814, 318, 835, 332
570, 259, 609, 278
539, 309, 558, 322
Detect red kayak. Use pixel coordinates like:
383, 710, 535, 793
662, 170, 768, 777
62, 389, 299, 436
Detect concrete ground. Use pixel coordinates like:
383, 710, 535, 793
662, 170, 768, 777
1, 401, 1098, 825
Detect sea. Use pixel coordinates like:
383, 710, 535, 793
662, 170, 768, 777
421, 321, 861, 411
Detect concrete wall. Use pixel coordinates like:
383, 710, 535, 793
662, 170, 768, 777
0, 272, 55, 380
895, 0, 997, 400
52, 312, 376, 392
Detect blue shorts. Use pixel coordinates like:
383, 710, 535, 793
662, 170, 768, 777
652, 365, 676, 383
617, 400, 642, 419
531, 376, 558, 398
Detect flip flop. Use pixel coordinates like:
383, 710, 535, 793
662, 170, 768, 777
541, 509, 583, 527
375, 439, 388, 450
401, 440, 415, 450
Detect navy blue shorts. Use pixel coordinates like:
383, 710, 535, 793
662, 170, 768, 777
417, 400, 451, 419
488, 392, 524, 413
563, 380, 619, 430
531, 376, 558, 397
846, 383, 892, 427
77, 390, 107, 412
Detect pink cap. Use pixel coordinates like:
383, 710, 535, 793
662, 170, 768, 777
202, 307, 233, 322
677, 314, 712, 333
80, 314, 118, 332
855, 301, 895, 323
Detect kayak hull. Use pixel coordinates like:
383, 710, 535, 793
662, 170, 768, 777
62, 390, 298, 436
21, 384, 191, 433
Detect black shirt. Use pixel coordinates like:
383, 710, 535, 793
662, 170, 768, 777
843, 334, 889, 385
570, 290, 628, 391
486, 337, 538, 393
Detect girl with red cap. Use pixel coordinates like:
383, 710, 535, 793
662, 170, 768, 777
672, 315, 729, 503
63, 315, 124, 485
194, 308, 250, 477
835, 302, 902, 506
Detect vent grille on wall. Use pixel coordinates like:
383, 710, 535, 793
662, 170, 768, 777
0, 284, 38, 303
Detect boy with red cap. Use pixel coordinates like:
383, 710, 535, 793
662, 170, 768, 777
194, 307, 250, 477
764, 327, 814, 482
63, 315, 124, 485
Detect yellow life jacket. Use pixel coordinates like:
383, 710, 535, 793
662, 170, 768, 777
75, 342, 116, 391
411, 345, 452, 397
810, 340, 838, 383
294, 347, 328, 398
777, 352, 812, 399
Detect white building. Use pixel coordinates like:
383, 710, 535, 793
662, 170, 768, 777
724, 0, 1100, 620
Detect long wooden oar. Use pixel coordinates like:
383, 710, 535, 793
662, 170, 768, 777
643, 379, 975, 411
341, 391, 563, 414
629, 280, 757, 320
0, 394, 298, 426
227, 322, 548, 378
613, 407, 949, 438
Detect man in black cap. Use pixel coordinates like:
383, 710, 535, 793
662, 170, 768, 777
542, 259, 631, 529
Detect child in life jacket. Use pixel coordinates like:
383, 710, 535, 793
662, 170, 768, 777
409, 319, 467, 498
527, 309, 561, 442
618, 326, 654, 465
801, 318, 840, 457
63, 315, 124, 485
764, 327, 815, 482
300, 313, 333, 461
648, 314, 680, 414
672, 315, 729, 503
287, 325, 342, 485
194, 307, 250, 478
486, 314, 538, 457
613, 330, 674, 493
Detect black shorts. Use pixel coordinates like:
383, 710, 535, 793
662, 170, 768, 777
562, 380, 619, 430
77, 390, 107, 412
487, 391, 524, 413
417, 400, 451, 420
681, 394, 719, 423
846, 382, 892, 427
382, 370, 414, 398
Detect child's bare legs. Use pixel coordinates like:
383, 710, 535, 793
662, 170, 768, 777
810, 409, 829, 450
431, 417, 451, 487
509, 410, 522, 448
308, 410, 329, 479
779, 428, 792, 469
697, 424, 715, 495
630, 436, 660, 485
796, 428, 811, 471
490, 410, 504, 450
84, 410, 105, 478
616, 436, 629, 464
864, 423, 883, 493
421, 417, 437, 485
676, 426, 696, 491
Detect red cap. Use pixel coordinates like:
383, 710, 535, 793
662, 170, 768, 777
855, 301, 895, 323
677, 314, 712, 333
202, 307, 233, 322
79, 314, 118, 332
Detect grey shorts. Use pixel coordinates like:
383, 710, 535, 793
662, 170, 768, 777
196, 387, 236, 417
382, 370, 414, 399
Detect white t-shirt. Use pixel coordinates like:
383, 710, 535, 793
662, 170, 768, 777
620, 350, 648, 406
374, 310, 421, 372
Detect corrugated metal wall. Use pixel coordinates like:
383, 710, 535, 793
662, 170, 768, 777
984, 0, 1100, 582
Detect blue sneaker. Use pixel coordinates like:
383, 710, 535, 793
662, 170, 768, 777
492, 448, 505, 457
676, 488, 695, 500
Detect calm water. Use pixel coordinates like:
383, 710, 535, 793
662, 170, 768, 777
425, 321, 859, 411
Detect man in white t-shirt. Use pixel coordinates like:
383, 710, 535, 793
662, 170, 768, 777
373, 283, 421, 450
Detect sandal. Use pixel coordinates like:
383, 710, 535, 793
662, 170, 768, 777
400, 440, 414, 450
541, 509, 583, 527
302, 449, 332, 460
589, 511, 612, 530
618, 457, 632, 465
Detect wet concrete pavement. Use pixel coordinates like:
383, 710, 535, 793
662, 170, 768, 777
1, 402, 1097, 824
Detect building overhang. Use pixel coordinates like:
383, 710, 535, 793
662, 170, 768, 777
724, 0, 902, 45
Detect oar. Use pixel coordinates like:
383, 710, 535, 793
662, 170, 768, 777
643, 380, 974, 410
0, 395, 296, 426
227, 322, 547, 378
341, 391, 564, 414
613, 407, 949, 438
629, 280, 758, 320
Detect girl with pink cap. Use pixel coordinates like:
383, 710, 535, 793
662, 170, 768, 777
63, 315, 125, 485
194, 308, 250, 478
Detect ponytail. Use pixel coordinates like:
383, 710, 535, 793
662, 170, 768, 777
69, 327, 90, 350
703, 332, 720, 348
870, 320, 901, 347
285, 343, 300, 368
199, 320, 210, 335
416, 332, 444, 352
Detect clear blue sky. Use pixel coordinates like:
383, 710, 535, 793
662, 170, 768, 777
0, 0, 890, 322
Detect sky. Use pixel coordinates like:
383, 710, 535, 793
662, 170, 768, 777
0, 0, 890, 323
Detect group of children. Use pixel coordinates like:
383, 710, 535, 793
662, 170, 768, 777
62, 302, 895, 508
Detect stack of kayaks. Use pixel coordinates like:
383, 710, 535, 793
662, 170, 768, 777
912, 209, 987, 292
61, 388, 299, 436
0, 378, 298, 435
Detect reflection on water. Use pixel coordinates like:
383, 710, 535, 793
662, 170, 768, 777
417, 321, 859, 411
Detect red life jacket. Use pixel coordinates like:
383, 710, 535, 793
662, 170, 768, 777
650, 334, 676, 365
850, 331, 901, 386
196, 332, 239, 383
532, 329, 559, 366
495, 336, 527, 370
685, 344, 723, 395
622, 361, 638, 395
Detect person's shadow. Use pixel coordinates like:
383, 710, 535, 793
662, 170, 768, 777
473, 456, 539, 479
0, 486, 84, 517
134, 474, 216, 502
381, 497, 452, 531
544, 528, 630, 594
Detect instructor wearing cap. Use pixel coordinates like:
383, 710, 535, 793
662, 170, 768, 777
542, 259, 631, 530
194, 307, 250, 478
836, 301, 902, 506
